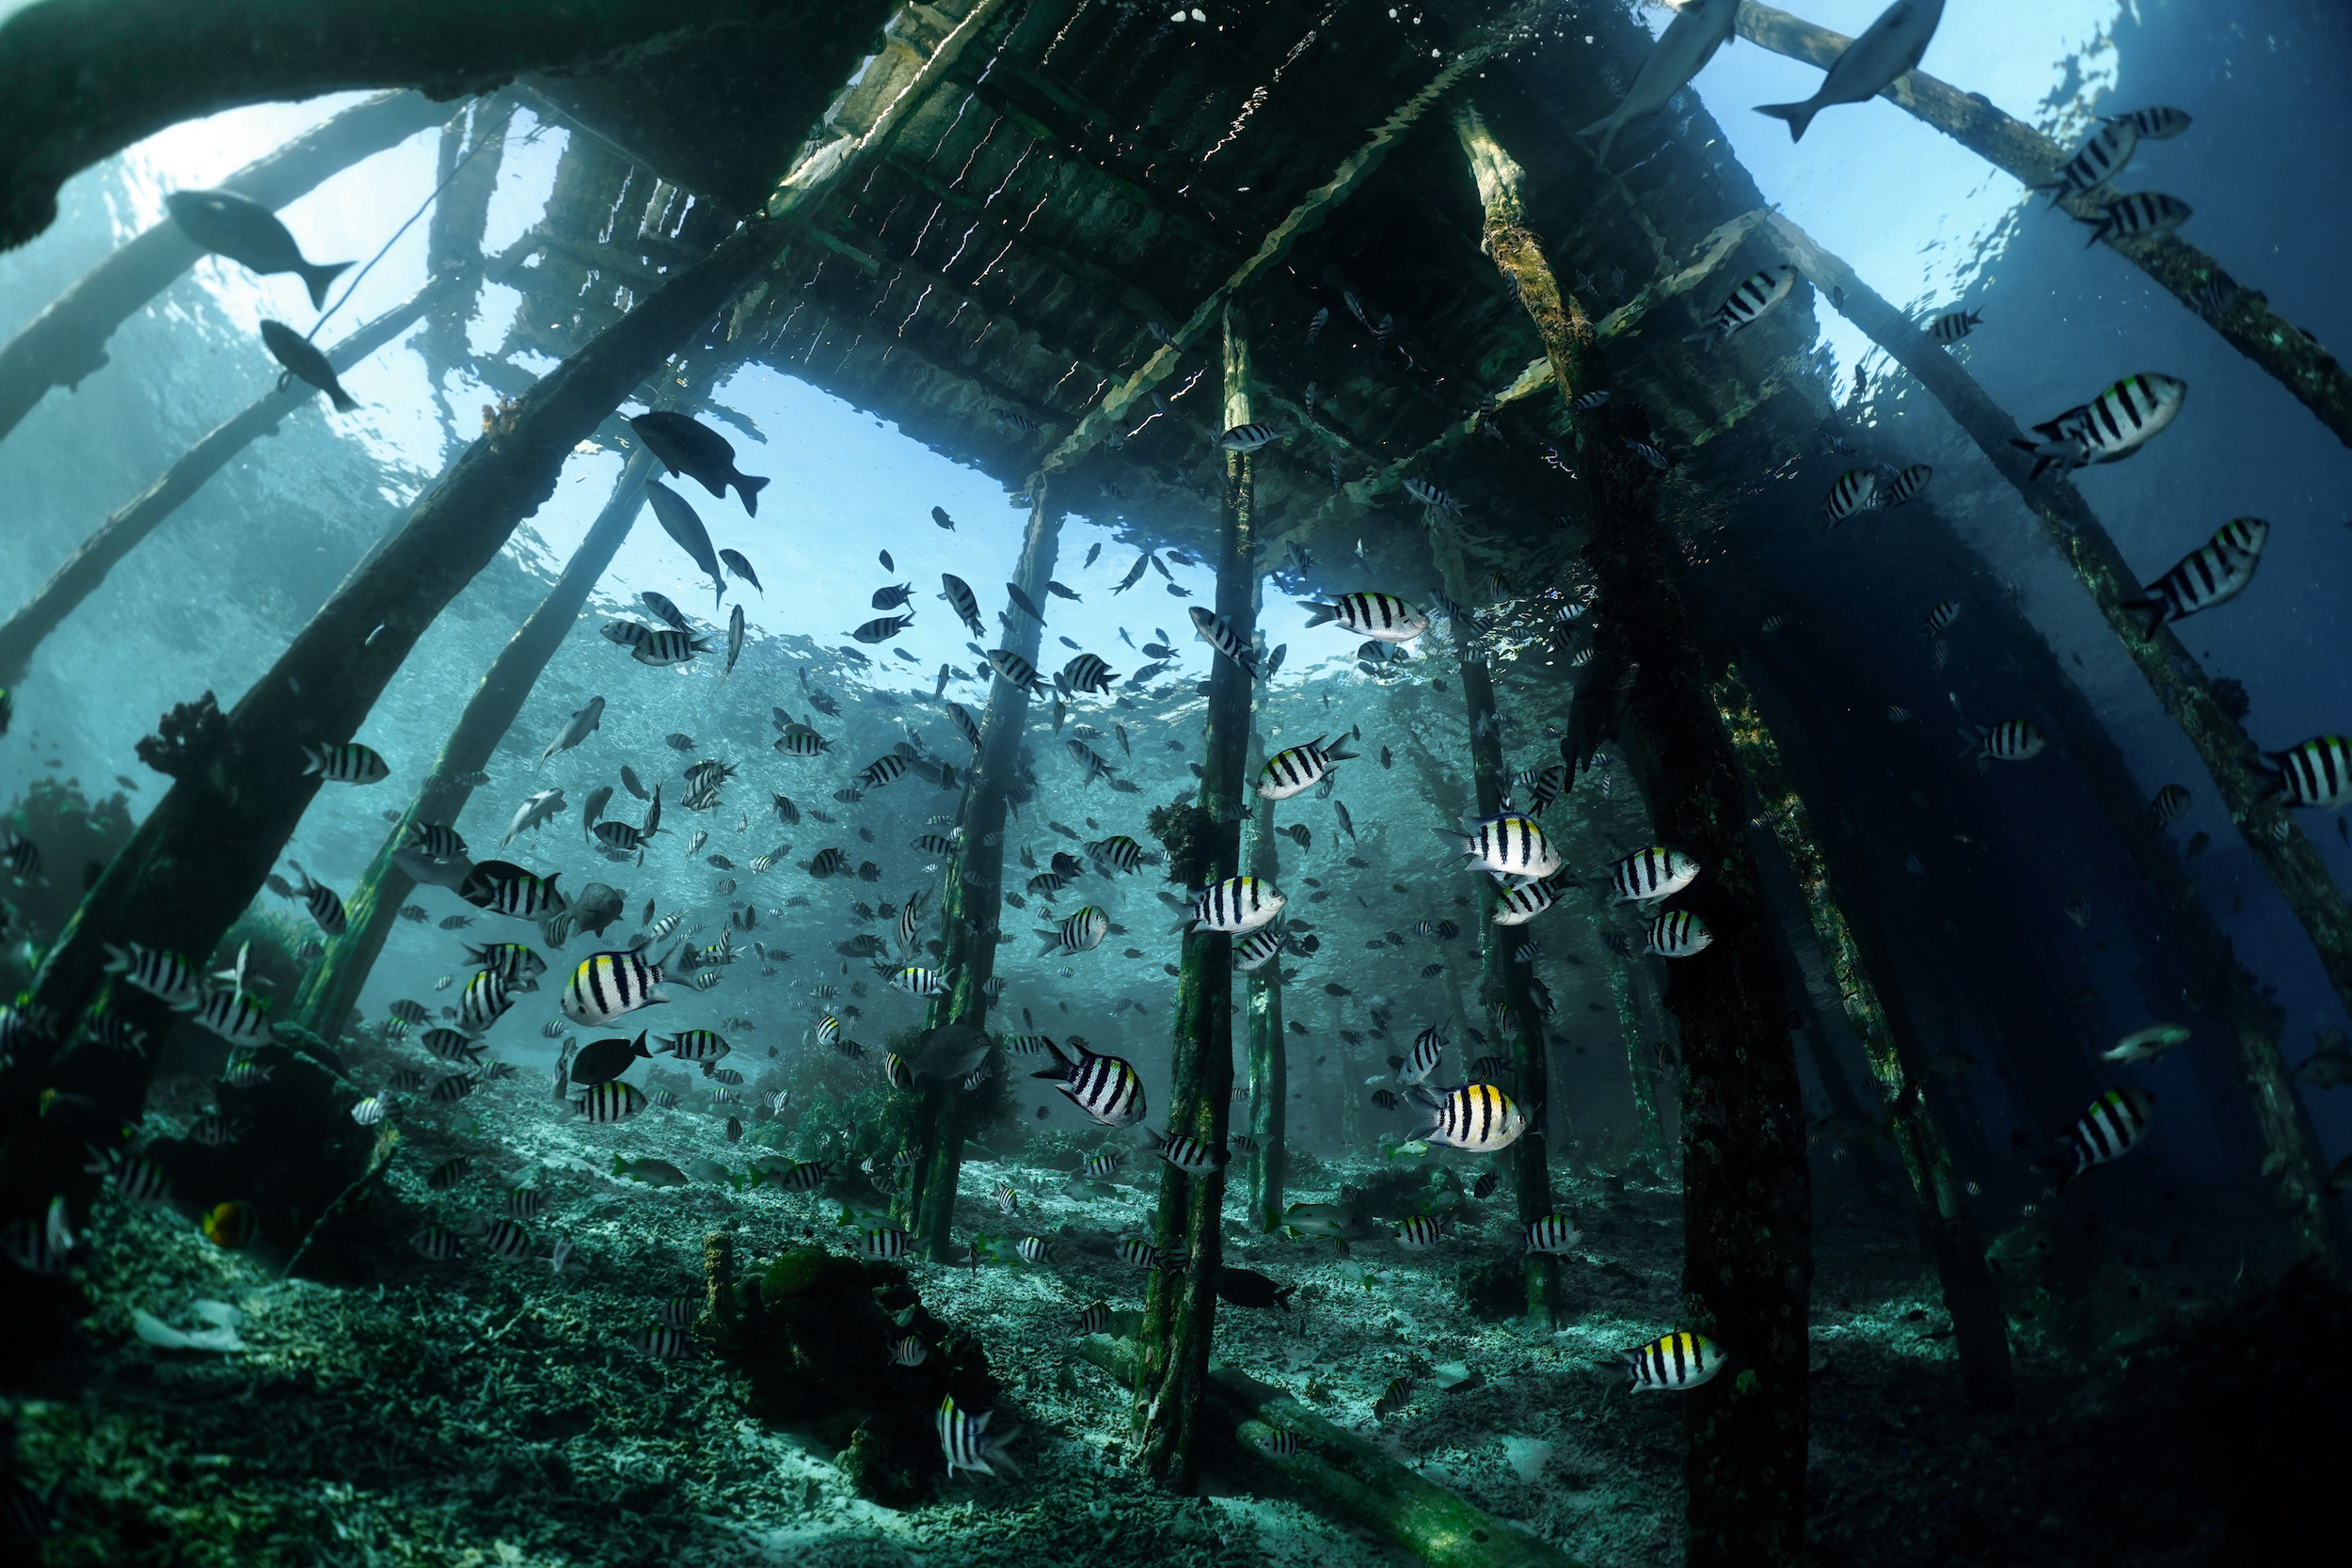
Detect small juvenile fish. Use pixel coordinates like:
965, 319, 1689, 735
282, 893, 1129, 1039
1927, 309, 1983, 343
720, 548, 763, 592
302, 741, 389, 784
1642, 910, 1712, 958
2102, 1022, 2192, 1065
1961, 719, 2046, 771
259, 320, 358, 410
1684, 265, 1797, 350
2075, 191, 2191, 247
937, 1394, 1019, 1479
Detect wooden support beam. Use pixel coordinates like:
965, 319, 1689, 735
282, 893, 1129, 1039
1737, 2, 2351, 451
1424, 506, 1557, 1322
0, 240, 531, 689
0, 90, 448, 446
873, 147, 1172, 325
1457, 103, 1810, 1568
1767, 210, 2342, 1265
1031, 1, 1541, 485
1136, 298, 1255, 1488
1715, 666, 2016, 1410
908, 485, 1062, 1259
1242, 784, 1287, 1234
419, 96, 518, 434
0, 1, 876, 253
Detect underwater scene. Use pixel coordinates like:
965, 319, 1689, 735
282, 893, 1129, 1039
0, 0, 2347, 1563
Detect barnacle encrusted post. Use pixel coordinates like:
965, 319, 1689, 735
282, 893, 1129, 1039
1135, 299, 1257, 1489
1242, 784, 1287, 1233
132, 691, 229, 783
907, 484, 1063, 1259
1716, 665, 2016, 1412
1767, 211, 2339, 1271
1422, 501, 1558, 1324
1145, 800, 1217, 890
1456, 102, 1812, 1568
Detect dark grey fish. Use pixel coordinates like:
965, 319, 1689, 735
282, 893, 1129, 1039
720, 548, 763, 592
931, 505, 956, 531
573, 881, 626, 936
569, 1031, 650, 1085
1007, 583, 1046, 624
942, 575, 984, 636
641, 591, 693, 634
166, 188, 350, 307
1114, 556, 1150, 594
259, 321, 356, 411
644, 482, 730, 608
1085, 543, 1102, 567
619, 766, 650, 801
581, 784, 614, 835
1046, 580, 1082, 602
631, 412, 769, 516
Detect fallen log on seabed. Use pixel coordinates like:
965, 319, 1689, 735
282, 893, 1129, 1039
1076, 1334, 1589, 1568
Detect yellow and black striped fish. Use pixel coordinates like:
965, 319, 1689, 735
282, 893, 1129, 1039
2260, 736, 2352, 810
1624, 1331, 1725, 1391
1641, 910, 1713, 958
1033, 1039, 1146, 1128
1960, 718, 2046, 771
570, 1080, 647, 1124
2121, 516, 2268, 636
1409, 1082, 1529, 1154
562, 950, 670, 1026
2055, 1086, 2156, 1190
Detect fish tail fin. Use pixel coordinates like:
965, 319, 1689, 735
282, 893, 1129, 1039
737, 474, 771, 516
327, 387, 359, 412
1298, 602, 1339, 628
302, 259, 354, 309
2254, 753, 2287, 803
1034, 928, 1064, 958
2119, 597, 2165, 639
1576, 114, 1622, 168
1754, 100, 1818, 142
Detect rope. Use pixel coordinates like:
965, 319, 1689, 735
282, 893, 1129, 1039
306, 105, 521, 341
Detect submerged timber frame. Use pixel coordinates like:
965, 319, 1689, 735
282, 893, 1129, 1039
1, 1, 2345, 1562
